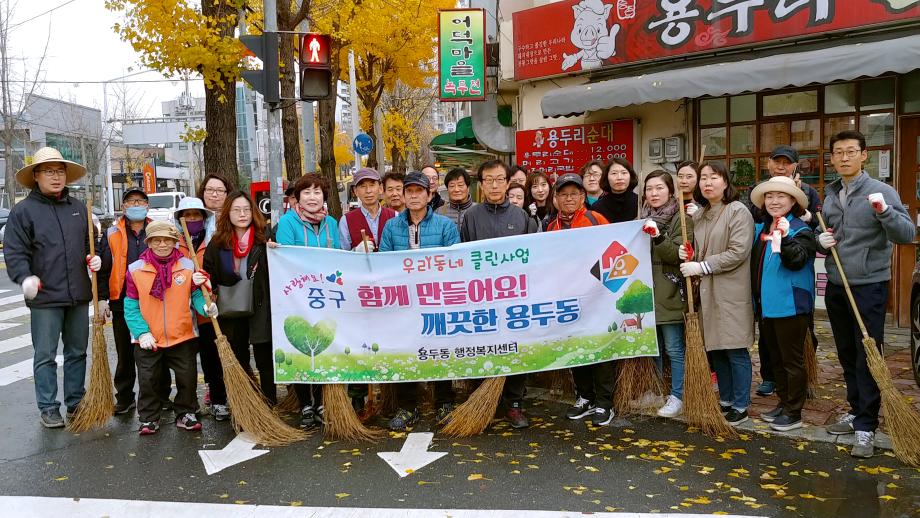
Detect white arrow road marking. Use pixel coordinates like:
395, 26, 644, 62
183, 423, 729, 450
0, 355, 63, 386
198, 432, 269, 475
377, 432, 447, 478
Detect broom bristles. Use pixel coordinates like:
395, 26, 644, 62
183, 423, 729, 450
273, 385, 301, 414
614, 357, 664, 415
68, 321, 114, 432
322, 383, 383, 441
862, 337, 920, 467
683, 314, 738, 439
370, 383, 398, 417
549, 369, 575, 398
216, 335, 309, 446
441, 376, 505, 437
804, 330, 818, 399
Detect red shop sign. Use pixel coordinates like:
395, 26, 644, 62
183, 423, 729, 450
512, 0, 920, 81
515, 120, 635, 176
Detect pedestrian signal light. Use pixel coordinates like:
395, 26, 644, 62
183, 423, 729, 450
300, 33, 331, 67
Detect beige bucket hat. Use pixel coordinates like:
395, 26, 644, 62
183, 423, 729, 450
15, 147, 87, 188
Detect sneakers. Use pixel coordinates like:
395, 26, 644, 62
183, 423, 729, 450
719, 403, 732, 415
210, 404, 230, 421
827, 413, 856, 435
436, 403, 455, 424
755, 381, 775, 396
65, 405, 79, 420
566, 397, 596, 420
506, 402, 530, 429
724, 408, 749, 426
851, 431, 875, 458
770, 414, 803, 432
203, 387, 211, 407
657, 396, 683, 418
39, 408, 65, 428
388, 407, 420, 431
760, 406, 783, 423
138, 421, 160, 435
590, 407, 615, 426
176, 412, 202, 431
301, 405, 320, 428
114, 400, 136, 415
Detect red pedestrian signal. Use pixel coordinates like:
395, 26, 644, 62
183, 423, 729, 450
300, 33, 330, 67
300, 32, 332, 101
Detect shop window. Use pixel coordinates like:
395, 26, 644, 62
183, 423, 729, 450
790, 119, 820, 150
762, 90, 818, 116
760, 121, 790, 152
864, 150, 893, 182
797, 154, 821, 186
824, 116, 856, 144
900, 70, 920, 113
700, 127, 726, 155
730, 95, 756, 122
859, 78, 895, 111
729, 125, 755, 154
699, 98, 727, 125
825, 83, 856, 114
758, 156, 770, 181
823, 152, 839, 184
730, 158, 756, 200
859, 113, 894, 146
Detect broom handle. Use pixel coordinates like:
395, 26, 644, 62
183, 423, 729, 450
679, 145, 706, 314
87, 200, 99, 320
179, 217, 223, 336
360, 229, 369, 252
816, 213, 871, 340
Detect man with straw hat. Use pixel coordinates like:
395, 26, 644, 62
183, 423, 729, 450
818, 130, 915, 458
4, 146, 102, 428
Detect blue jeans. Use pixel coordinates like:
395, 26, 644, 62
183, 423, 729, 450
710, 347, 752, 411
657, 323, 686, 400
30, 304, 89, 412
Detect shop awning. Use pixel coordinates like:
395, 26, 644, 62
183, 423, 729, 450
542, 34, 920, 118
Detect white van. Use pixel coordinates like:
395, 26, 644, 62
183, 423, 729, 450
146, 192, 186, 221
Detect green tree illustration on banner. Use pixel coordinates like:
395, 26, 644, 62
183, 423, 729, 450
615, 280, 653, 330
284, 316, 337, 369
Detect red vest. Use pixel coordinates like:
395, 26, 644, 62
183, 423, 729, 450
345, 206, 396, 249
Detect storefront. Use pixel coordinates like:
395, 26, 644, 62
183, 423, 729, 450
502, 0, 920, 325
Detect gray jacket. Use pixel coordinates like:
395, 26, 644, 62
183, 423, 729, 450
819, 172, 915, 286
460, 198, 538, 241
436, 197, 476, 232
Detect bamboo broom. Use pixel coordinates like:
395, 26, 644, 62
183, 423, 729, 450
68, 201, 114, 432
817, 213, 920, 467
804, 329, 819, 399
323, 229, 382, 440
679, 149, 737, 438
180, 218, 307, 446
441, 376, 505, 437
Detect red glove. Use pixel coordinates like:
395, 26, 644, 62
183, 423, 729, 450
680, 241, 694, 261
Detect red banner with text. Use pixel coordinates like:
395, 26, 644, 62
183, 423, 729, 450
515, 120, 635, 177
513, 0, 920, 81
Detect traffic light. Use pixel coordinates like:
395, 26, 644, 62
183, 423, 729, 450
300, 33, 332, 101
240, 33, 280, 104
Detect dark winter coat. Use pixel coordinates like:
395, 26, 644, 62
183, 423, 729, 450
460, 198, 538, 242
203, 239, 272, 345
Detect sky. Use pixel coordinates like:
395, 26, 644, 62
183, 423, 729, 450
8, 0, 206, 118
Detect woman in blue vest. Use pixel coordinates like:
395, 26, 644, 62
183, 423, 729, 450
749, 176, 816, 432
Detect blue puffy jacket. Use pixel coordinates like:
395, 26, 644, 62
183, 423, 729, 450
274, 210, 341, 249
751, 216, 816, 319
378, 208, 460, 251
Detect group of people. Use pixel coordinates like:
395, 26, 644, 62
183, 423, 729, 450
7, 128, 914, 459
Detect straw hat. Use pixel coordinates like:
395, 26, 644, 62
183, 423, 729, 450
15, 147, 87, 188
749, 176, 808, 210
144, 220, 180, 243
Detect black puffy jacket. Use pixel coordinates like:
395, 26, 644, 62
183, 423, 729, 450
5, 188, 92, 308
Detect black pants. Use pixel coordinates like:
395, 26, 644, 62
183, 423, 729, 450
825, 281, 887, 432
135, 339, 198, 422
395, 381, 455, 410
761, 315, 809, 418
197, 321, 228, 405
756, 327, 774, 383
112, 308, 169, 405
223, 317, 277, 405
295, 384, 322, 408
573, 361, 615, 410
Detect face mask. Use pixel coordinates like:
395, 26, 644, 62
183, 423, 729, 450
186, 220, 205, 235
125, 206, 148, 221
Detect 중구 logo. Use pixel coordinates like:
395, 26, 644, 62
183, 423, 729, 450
590, 241, 637, 294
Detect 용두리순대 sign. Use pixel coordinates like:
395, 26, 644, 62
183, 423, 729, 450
269, 221, 658, 383
438, 8, 486, 102
516, 119, 634, 177
512, 0, 920, 81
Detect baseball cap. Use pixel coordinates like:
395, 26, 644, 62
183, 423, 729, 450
770, 145, 799, 163
122, 188, 148, 202
554, 173, 585, 191
353, 167, 381, 186
403, 171, 430, 190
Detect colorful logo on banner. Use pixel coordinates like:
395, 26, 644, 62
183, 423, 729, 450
590, 241, 638, 294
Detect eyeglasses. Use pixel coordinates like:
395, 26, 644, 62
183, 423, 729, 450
832, 149, 862, 159
556, 192, 583, 199
229, 207, 252, 215
583, 172, 602, 180
123, 198, 148, 206
482, 177, 507, 185
204, 188, 227, 195
36, 168, 66, 177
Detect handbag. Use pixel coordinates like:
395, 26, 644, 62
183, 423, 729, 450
216, 253, 253, 318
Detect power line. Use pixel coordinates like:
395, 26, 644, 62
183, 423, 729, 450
0, 78, 203, 85
9, 0, 80, 30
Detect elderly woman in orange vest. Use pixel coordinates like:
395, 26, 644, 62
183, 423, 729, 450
124, 221, 218, 435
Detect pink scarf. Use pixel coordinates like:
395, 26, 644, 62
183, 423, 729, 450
295, 203, 327, 225
140, 248, 183, 301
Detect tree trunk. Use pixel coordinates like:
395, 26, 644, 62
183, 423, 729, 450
201, 0, 238, 188
318, 96, 341, 220
277, 1, 303, 183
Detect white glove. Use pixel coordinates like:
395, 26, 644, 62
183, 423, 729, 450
801, 209, 812, 223
818, 229, 837, 249
191, 271, 211, 290
97, 300, 112, 322
685, 202, 700, 217
86, 255, 101, 272
352, 240, 376, 253
204, 302, 219, 318
138, 332, 157, 350
642, 220, 660, 238
528, 203, 538, 217
22, 276, 41, 300
867, 193, 888, 214
680, 261, 711, 277
774, 217, 790, 238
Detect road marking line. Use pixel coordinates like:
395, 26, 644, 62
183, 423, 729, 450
0, 496, 760, 518
199, 433, 269, 475
0, 333, 32, 354
0, 294, 25, 306
0, 355, 63, 386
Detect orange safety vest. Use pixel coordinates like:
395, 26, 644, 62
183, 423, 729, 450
546, 207, 610, 231
106, 217, 152, 301
127, 257, 199, 348
177, 233, 210, 325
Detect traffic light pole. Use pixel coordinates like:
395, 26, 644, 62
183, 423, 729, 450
263, 0, 285, 226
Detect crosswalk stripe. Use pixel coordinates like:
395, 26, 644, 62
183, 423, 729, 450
0, 294, 25, 306
0, 305, 30, 321
0, 355, 63, 386
0, 333, 32, 354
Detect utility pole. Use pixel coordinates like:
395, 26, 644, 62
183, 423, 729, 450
300, 18, 316, 174
263, 0, 284, 225
348, 50, 361, 168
